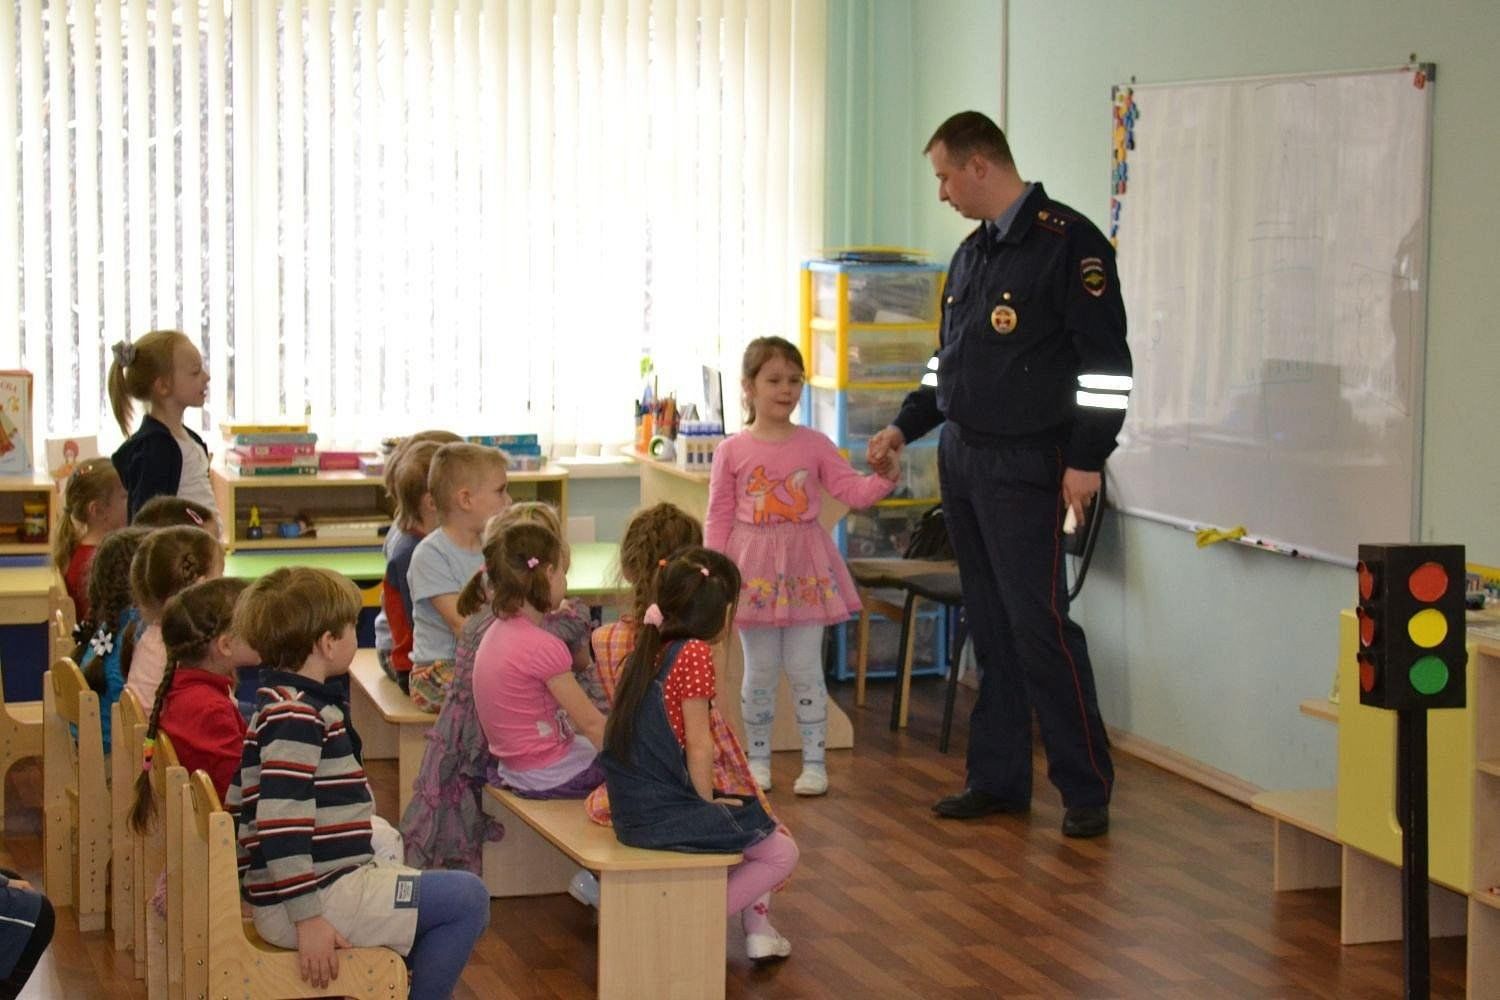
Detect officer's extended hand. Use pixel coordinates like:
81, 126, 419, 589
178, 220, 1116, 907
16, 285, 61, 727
867, 426, 906, 470
1061, 468, 1101, 529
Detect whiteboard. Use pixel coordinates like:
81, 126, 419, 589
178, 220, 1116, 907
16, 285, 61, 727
1108, 66, 1434, 565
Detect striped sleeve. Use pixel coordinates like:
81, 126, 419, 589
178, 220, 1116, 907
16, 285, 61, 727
250, 699, 326, 922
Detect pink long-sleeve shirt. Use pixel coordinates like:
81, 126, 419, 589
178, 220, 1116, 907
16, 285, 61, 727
705, 426, 893, 549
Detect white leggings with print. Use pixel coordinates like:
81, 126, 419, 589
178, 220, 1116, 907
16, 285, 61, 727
738, 624, 827, 765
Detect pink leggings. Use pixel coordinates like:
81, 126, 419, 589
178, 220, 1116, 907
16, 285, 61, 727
725, 829, 799, 915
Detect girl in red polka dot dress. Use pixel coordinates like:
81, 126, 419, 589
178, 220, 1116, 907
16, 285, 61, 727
600, 547, 800, 962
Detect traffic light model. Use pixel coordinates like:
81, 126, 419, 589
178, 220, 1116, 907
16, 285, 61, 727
1355, 543, 1467, 711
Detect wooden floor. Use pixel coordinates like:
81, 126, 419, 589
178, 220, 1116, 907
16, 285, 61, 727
2, 677, 1467, 998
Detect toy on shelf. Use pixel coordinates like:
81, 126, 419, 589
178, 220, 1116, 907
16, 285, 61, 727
246, 505, 264, 540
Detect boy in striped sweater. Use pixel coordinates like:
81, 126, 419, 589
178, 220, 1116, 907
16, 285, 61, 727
227, 567, 489, 997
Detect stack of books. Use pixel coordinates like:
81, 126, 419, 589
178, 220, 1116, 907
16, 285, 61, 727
222, 423, 319, 477
468, 434, 544, 471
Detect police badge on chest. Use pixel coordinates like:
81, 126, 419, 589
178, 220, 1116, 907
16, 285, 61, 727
990, 303, 1018, 335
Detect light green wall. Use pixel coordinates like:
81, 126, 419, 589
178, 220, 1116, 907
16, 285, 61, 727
827, 0, 1500, 791
824, 0, 1001, 252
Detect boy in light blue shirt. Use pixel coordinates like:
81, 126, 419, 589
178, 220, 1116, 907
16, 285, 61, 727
407, 443, 511, 712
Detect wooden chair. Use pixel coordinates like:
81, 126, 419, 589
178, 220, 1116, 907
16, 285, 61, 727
42, 656, 110, 931
109, 690, 147, 959
142, 730, 186, 1000
182, 770, 409, 999
49, 589, 76, 671
0, 652, 43, 827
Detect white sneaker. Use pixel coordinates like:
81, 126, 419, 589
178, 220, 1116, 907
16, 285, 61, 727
749, 760, 773, 791
568, 869, 600, 908
793, 768, 828, 796
745, 930, 792, 962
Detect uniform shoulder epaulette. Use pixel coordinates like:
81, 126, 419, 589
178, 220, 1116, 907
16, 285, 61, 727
1035, 207, 1070, 236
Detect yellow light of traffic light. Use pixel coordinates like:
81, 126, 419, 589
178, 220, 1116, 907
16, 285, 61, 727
1407, 608, 1448, 648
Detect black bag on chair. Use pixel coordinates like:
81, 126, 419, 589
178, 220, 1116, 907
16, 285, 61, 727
903, 504, 955, 561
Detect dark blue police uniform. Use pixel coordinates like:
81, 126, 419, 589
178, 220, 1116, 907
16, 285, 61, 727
891, 183, 1131, 810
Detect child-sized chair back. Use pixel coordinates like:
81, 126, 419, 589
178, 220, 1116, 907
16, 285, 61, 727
183, 770, 410, 1000
0, 650, 43, 830
110, 689, 147, 959
42, 657, 110, 932
144, 730, 185, 1000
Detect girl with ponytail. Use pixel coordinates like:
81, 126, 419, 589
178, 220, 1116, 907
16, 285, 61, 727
600, 546, 799, 963
128, 577, 254, 834
470, 521, 607, 799
52, 458, 128, 622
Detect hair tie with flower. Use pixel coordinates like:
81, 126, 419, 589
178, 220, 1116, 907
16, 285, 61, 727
526, 557, 540, 569
112, 340, 137, 367
89, 625, 115, 659
642, 603, 664, 627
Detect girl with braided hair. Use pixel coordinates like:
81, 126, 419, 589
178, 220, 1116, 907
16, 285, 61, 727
72, 526, 152, 752
125, 526, 224, 709
128, 577, 254, 834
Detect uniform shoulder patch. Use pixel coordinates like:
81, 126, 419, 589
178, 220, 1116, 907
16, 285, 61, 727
1080, 257, 1107, 297
1035, 208, 1068, 236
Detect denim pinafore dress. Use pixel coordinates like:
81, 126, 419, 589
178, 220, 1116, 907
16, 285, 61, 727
601, 641, 775, 853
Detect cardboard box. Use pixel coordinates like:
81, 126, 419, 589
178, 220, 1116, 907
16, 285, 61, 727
0, 371, 35, 476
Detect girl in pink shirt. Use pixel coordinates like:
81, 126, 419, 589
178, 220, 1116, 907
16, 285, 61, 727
471, 522, 607, 798
706, 336, 899, 796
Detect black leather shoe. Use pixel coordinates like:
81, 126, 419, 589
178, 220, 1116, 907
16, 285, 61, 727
1062, 805, 1109, 838
932, 788, 1028, 819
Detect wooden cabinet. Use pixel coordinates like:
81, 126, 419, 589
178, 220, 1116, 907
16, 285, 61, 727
1467, 634, 1500, 995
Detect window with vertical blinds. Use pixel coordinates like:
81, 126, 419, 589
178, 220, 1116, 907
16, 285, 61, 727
4, 0, 826, 452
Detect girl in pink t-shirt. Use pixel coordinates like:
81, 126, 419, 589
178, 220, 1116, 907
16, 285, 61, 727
706, 336, 899, 795
472, 522, 607, 798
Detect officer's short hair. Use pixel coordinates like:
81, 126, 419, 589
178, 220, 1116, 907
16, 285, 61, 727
925, 111, 1014, 167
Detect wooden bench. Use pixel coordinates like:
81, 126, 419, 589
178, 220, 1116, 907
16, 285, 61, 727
347, 650, 434, 816
1249, 787, 1341, 892
482, 785, 740, 1000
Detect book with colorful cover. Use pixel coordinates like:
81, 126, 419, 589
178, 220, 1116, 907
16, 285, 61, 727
468, 434, 539, 449
220, 422, 309, 438
226, 461, 319, 478
223, 432, 319, 446
231, 443, 316, 460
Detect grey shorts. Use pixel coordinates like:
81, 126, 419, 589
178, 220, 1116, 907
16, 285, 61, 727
251, 858, 421, 957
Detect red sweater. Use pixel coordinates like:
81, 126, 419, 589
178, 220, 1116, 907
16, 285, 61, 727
64, 543, 97, 622
157, 667, 247, 801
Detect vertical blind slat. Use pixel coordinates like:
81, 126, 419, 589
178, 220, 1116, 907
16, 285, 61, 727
154, 0, 176, 325
19, 4, 46, 399
74, 0, 101, 430
47, 0, 76, 432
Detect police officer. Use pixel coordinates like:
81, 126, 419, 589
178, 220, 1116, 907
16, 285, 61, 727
868, 111, 1131, 838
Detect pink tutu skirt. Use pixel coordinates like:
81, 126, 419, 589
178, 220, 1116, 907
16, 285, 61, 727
723, 520, 862, 628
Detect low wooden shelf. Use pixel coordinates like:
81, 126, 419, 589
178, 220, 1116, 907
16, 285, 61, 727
212, 463, 570, 552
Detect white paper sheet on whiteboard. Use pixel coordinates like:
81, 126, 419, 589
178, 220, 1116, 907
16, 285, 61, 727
1108, 66, 1434, 564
